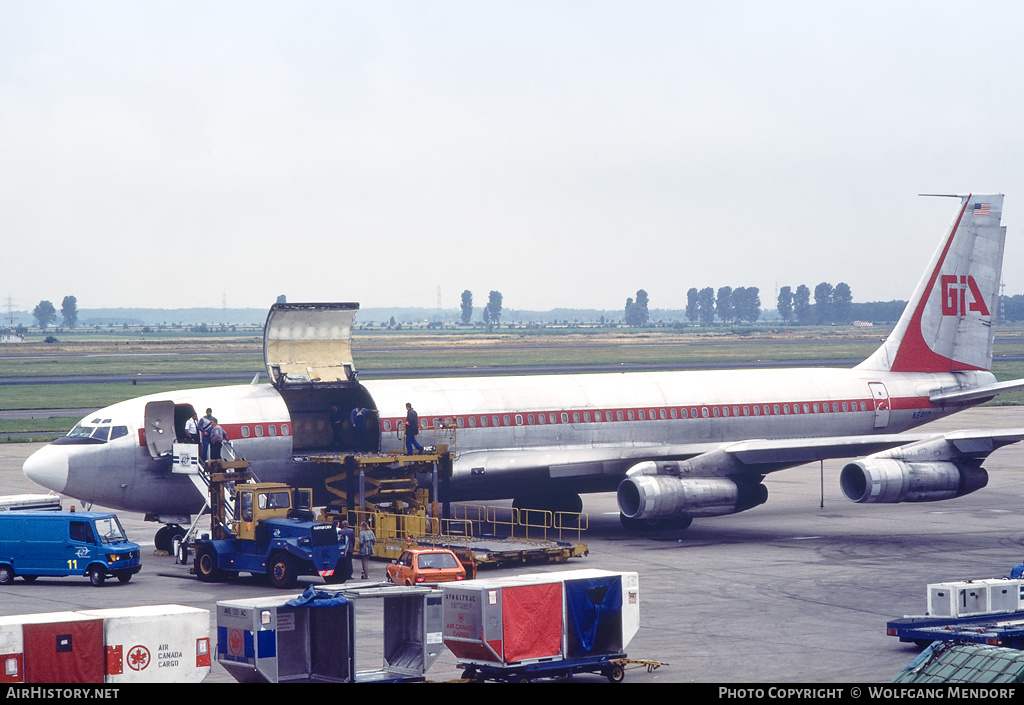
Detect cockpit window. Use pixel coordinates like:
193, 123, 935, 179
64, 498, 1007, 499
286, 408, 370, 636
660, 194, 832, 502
68, 424, 98, 439
55, 422, 131, 445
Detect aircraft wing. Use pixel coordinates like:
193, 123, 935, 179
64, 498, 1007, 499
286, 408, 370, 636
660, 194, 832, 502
458, 429, 1024, 484
717, 428, 1024, 468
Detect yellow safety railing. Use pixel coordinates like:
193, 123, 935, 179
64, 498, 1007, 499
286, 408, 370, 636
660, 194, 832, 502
325, 503, 587, 557
450, 504, 588, 544
397, 420, 459, 460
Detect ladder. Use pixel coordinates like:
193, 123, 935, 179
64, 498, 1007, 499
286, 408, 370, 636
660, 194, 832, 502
171, 441, 255, 561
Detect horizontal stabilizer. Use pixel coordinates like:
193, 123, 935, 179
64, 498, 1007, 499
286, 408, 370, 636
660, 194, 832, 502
929, 378, 1024, 404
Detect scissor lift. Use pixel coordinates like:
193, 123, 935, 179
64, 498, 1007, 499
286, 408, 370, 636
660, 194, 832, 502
308, 447, 588, 570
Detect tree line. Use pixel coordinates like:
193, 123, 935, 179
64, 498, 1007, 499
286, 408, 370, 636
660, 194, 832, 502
29, 296, 79, 329
631, 282, 854, 326
19, 289, 1024, 332
685, 287, 762, 326
776, 283, 852, 325
460, 290, 503, 327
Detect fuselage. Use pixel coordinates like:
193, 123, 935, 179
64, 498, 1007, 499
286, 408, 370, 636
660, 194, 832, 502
23, 364, 989, 520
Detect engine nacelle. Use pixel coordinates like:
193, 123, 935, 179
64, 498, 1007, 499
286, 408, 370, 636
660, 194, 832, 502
839, 459, 988, 504
617, 467, 768, 520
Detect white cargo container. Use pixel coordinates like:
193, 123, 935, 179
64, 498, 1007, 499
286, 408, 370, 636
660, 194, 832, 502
927, 579, 1024, 618
76, 605, 211, 683
0, 492, 61, 512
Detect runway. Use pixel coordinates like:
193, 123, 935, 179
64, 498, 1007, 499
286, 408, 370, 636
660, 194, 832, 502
0, 359, 865, 389
1, 406, 1023, 683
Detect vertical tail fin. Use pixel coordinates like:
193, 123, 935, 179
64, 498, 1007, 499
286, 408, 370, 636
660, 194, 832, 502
857, 194, 1006, 373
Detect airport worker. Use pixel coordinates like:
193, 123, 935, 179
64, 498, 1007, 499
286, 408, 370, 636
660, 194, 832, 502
184, 412, 199, 445
350, 407, 365, 451
199, 408, 215, 460
329, 403, 346, 449
209, 418, 228, 460
339, 519, 355, 581
350, 406, 378, 452
405, 402, 424, 454
358, 521, 376, 579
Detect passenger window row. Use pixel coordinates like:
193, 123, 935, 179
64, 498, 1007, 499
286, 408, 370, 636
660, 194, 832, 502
378, 400, 873, 431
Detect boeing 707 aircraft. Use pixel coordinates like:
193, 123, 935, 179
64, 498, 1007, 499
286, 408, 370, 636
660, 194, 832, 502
22, 193, 1024, 548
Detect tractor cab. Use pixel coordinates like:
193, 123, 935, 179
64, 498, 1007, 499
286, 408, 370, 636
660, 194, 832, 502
234, 482, 315, 541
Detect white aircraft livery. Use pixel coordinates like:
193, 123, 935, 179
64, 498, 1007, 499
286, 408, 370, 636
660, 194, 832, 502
22, 193, 1024, 545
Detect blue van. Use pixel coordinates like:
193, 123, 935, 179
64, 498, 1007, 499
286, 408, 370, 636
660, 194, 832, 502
0, 511, 142, 586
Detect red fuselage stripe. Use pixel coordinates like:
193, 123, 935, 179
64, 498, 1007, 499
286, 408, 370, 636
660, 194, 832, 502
189, 395, 938, 441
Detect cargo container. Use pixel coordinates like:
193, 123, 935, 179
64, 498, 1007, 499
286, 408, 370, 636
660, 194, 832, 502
0, 606, 210, 684
927, 578, 1023, 617
76, 605, 211, 683
0, 493, 61, 512
442, 568, 639, 682
217, 584, 443, 683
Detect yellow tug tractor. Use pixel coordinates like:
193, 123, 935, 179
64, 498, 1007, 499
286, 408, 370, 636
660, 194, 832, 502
186, 460, 345, 589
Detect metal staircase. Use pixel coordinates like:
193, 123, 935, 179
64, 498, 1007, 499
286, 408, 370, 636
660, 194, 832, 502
171, 441, 255, 562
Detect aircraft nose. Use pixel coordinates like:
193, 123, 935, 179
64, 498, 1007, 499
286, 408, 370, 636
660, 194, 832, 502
23, 444, 70, 493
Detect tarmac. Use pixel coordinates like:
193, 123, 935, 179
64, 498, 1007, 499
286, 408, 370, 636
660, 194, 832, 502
1, 406, 1023, 685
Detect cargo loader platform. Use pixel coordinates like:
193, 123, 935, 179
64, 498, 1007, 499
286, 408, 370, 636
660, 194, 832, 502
305, 448, 588, 569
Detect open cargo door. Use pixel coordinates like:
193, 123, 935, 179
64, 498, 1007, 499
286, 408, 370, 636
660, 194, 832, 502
264, 303, 359, 389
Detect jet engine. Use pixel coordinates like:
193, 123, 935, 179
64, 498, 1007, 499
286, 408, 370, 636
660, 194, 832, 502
839, 459, 988, 504
617, 461, 768, 521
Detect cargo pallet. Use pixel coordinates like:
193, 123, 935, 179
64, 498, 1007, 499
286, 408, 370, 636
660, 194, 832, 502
415, 532, 588, 569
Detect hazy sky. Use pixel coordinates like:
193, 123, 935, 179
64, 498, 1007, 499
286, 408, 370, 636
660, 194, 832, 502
3, 1, 1023, 315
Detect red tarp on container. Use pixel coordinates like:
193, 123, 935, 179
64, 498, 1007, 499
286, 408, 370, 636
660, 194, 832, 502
501, 583, 562, 663
23, 619, 104, 683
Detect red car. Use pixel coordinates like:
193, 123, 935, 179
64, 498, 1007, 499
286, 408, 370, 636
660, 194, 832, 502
386, 548, 467, 586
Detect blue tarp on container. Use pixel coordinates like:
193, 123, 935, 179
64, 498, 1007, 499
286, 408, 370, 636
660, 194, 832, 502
284, 586, 349, 609
565, 575, 622, 657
